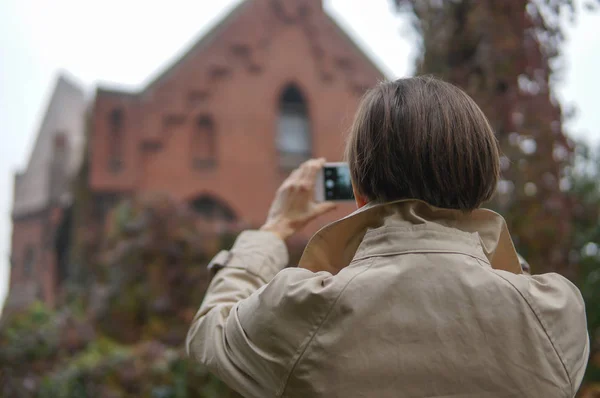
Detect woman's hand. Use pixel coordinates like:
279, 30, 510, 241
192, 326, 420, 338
261, 158, 337, 241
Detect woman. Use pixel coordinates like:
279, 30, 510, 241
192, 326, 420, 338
186, 77, 588, 397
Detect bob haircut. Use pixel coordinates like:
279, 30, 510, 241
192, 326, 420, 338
345, 76, 500, 211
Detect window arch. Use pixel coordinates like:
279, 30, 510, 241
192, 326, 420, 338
190, 195, 237, 222
192, 115, 217, 168
23, 245, 36, 277
108, 108, 124, 172
277, 84, 311, 169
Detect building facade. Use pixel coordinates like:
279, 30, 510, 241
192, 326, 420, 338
8, 0, 384, 309
9, 76, 87, 308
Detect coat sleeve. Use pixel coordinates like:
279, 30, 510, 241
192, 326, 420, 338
526, 273, 590, 396
186, 230, 339, 398
503, 271, 590, 396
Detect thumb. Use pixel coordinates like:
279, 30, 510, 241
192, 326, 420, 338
311, 202, 337, 218
292, 202, 337, 233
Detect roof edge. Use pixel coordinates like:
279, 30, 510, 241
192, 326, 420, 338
22, 76, 74, 171
324, 12, 394, 80
140, 0, 249, 94
96, 86, 140, 97
56, 71, 87, 96
95, 1, 394, 99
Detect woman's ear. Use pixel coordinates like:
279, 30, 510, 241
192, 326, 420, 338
353, 185, 368, 208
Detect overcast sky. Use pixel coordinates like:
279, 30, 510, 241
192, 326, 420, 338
1, 0, 599, 310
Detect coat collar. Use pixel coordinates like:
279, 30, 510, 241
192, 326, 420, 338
298, 199, 523, 275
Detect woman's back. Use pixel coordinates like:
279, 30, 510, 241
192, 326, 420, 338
278, 205, 585, 397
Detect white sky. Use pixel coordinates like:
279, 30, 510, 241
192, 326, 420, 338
0, 0, 599, 310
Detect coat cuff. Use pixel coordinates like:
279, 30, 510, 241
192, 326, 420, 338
225, 230, 289, 282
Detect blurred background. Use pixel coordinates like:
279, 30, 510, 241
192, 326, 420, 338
0, 0, 599, 396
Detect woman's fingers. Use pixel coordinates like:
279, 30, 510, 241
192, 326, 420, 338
304, 202, 337, 223
298, 158, 326, 183
304, 158, 326, 185
262, 158, 333, 240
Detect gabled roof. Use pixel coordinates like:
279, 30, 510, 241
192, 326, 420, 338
97, 0, 389, 96
13, 74, 87, 218
143, 0, 252, 93
324, 11, 391, 79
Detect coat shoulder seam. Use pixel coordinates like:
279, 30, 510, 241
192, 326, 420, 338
482, 262, 572, 397
277, 258, 375, 397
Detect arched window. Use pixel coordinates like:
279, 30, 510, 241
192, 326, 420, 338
277, 84, 311, 169
108, 108, 124, 172
192, 115, 216, 169
190, 195, 236, 222
23, 245, 36, 277
55, 205, 73, 287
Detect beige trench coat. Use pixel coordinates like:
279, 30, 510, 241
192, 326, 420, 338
186, 200, 589, 397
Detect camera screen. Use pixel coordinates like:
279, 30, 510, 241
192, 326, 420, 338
323, 164, 354, 201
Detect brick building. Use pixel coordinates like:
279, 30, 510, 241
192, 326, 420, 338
8, 0, 384, 309
8, 75, 87, 309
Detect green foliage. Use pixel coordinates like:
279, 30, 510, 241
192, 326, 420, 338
1, 193, 242, 397
92, 194, 217, 344
37, 343, 241, 398
568, 142, 600, 386
37, 338, 129, 398
0, 301, 59, 364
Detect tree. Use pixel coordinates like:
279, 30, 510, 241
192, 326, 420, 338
568, 141, 600, 391
391, 0, 596, 276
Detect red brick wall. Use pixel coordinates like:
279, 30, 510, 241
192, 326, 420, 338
10, 217, 43, 286
9, 215, 56, 306
89, 0, 383, 236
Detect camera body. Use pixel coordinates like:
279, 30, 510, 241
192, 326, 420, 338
314, 162, 354, 202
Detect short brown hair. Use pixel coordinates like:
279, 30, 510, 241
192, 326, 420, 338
345, 76, 500, 211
